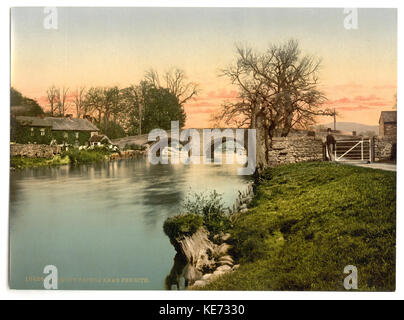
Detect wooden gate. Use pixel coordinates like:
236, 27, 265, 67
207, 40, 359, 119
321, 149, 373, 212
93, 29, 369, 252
333, 138, 372, 162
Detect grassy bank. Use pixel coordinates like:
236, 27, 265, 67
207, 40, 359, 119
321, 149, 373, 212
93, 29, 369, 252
10, 155, 70, 169
203, 162, 396, 291
10, 149, 110, 169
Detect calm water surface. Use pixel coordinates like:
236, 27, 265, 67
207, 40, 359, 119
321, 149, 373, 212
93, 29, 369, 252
9, 157, 250, 289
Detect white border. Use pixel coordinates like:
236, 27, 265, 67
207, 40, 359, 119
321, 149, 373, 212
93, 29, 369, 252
1, 0, 402, 300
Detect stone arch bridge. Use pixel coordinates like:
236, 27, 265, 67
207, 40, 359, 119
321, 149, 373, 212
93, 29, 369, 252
111, 128, 253, 156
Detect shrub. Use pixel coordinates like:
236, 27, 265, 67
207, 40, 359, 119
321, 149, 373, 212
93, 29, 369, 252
181, 190, 231, 236
163, 214, 204, 241
62, 149, 107, 164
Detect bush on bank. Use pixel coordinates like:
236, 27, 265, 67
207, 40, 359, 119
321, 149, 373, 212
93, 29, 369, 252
163, 191, 232, 241
11, 147, 114, 169
163, 214, 204, 241
62, 148, 110, 164
202, 162, 396, 291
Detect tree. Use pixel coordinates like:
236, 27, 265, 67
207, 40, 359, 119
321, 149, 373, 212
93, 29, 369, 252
141, 86, 186, 133
10, 87, 44, 116
85, 87, 104, 122
120, 83, 147, 135
145, 68, 198, 105
55, 87, 70, 116
219, 40, 332, 168
11, 87, 24, 106
72, 87, 86, 118
46, 85, 58, 116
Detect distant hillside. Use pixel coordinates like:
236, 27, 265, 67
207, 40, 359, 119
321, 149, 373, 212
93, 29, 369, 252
318, 122, 379, 135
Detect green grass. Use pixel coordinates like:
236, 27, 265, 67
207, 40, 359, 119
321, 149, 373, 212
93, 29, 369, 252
163, 214, 204, 240
62, 149, 109, 164
11, 149, 111, 169
10, 155, 70, 169
203, 162, 396, 291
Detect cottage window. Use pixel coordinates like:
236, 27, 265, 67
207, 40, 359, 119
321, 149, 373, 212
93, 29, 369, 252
63, 132, 68, 139
40, 128, 45, 136
30, 128, 34, 136
75, 132, 79, 139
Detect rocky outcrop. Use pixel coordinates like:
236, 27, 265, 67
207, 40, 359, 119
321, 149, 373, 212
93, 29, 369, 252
10, 143, 61, 158
167, 227, 239, 289
167, 183, 255, 290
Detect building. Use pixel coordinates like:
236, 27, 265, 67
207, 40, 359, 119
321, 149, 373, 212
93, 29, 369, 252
89, 134, 112, 146
379, 111, 397, 138
13, 116, 99, 145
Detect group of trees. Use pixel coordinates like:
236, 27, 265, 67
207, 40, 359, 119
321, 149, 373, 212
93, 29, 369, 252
44, 68, 197, 139
10, 87, 44, 116
215, 39, 333, 169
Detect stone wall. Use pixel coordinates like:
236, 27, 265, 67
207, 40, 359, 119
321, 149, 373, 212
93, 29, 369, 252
383, 123, 397, 138
267, 136, 324, 166
10, 143, 61, 158
373, 137, 396, 162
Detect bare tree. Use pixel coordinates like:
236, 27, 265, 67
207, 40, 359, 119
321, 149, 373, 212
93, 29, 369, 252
46, 85, 58, 116
55, 87, 70, 116
145, 68, 198, 105
72, 87, 86, 118
219, 40, 333, 168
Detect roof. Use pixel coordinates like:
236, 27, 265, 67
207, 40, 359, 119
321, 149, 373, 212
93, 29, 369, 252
44, 117, 99, 131
89, 134, 109, 143
380, 111, 397, 123
15, 116, 52, 127
15, 116, 99, 131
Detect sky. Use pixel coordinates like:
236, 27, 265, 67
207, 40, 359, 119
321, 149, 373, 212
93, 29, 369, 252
11, 7, 397, 128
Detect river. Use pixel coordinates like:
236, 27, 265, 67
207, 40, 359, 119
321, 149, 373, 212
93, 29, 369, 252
9, 157, 251, 290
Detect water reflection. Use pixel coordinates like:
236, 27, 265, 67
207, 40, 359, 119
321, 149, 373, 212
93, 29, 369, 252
9, 156, 250, 289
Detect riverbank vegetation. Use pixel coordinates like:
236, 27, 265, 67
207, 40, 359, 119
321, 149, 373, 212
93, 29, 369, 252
202, 162, 396, 291
10, 148, 113, 169
10, 155, 70, 169
164, 191, 231, 242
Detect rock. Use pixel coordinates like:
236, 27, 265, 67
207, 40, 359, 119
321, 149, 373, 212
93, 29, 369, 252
183, 264, 202, 284
211, 270, 226, 280
232, 264, 240, 271
218, 255, 234, 266
193, 280, 207, 287
216, 265, 232, 273
217, 243, 232, 256
239, 203, 247, 210
202, 273, 213, 281
221, 233, 231, 242
240, 208, 248, 213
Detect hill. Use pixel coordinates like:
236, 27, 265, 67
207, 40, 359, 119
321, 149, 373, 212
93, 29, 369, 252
318, 122, 379, 135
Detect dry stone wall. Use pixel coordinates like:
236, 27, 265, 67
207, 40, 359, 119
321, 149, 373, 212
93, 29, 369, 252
11, 143, 61, 158
373, 137, 396, 162
267, 136, 324, 166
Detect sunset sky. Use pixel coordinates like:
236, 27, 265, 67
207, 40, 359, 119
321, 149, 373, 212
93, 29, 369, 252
11, 7, 397, 128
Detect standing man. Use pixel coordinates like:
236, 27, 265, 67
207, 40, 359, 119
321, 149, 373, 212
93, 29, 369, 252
326, 128, 336, 160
